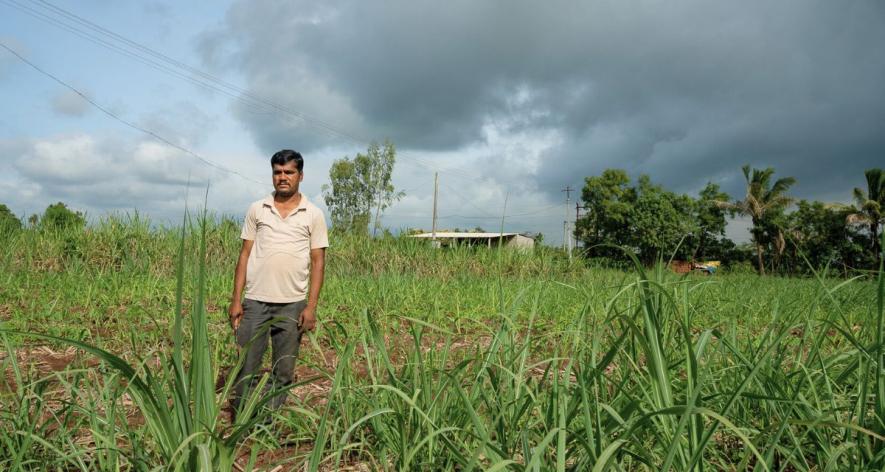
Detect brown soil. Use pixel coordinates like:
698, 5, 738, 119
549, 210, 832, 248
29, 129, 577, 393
2, 324, 554, 469
1, 345, 101, 390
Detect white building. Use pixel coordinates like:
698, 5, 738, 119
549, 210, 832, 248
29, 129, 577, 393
409, 232, 535, 250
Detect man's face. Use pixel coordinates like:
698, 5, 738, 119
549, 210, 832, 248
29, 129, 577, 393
272, 161, 302, 197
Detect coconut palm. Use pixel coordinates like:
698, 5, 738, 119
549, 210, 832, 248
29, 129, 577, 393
847, 169, 885, 265
722, 165, 796, 275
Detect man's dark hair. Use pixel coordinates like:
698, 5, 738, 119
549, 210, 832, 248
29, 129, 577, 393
270, 149, 303, 172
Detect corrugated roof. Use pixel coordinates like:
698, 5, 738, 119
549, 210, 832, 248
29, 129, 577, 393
409, 232, 520, 239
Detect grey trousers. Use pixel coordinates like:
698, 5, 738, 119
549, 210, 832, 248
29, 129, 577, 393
232, 298, 305, 412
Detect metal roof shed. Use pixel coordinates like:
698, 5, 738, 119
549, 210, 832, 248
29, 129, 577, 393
409, 232, 534, 250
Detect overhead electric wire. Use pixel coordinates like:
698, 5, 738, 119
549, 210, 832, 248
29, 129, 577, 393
0, 41, 266, 187
382, 213, 560, 220
384, 203, 563, 220
3, 0, 521, 187
10, 0, 367, 142
3, 0, 439, 172
506, 203, 563, 217
0, 0, 293, 121
438, 212, 559, 220
439, 182, 497, 218
3, 0, 567, 229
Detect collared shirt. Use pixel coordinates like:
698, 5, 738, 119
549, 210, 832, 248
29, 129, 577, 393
240, 193, 329, 303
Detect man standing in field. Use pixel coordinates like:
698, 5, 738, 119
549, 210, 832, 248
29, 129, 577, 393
228, 149, 328, 416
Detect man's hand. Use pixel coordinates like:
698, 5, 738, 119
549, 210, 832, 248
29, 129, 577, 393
229, 301, 244, 331
299, 305, 317, 331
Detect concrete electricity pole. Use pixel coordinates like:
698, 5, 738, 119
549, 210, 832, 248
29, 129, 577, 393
372, 182, 383, 237
575, 202, 586, 249
561, 185, 573, 259
431, 172, 439, 248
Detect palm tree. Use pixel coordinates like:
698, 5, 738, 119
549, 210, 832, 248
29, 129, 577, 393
847, 169, 885, 265
722, 165, 796, 275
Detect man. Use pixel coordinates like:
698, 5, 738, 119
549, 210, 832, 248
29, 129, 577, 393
228, 149, 328, 415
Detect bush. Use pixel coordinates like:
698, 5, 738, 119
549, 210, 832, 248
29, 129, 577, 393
0, 204, 21, 233
41, 202, 86, 231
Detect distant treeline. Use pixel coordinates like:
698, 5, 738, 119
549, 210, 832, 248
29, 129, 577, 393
2, 165, 882, 278
1, 201, 85, 233
575, 166, 884, 276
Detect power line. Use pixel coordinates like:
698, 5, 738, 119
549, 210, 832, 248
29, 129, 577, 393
439, 181, 497, 218
0, 0, 296, 122
384, 215, 559, 221
384, 203, 562, 220
507, 204, 563, 217
437, 214, 558, 220
4, 0, 364, 142
2, 0, 524, 188
1, 0, 445, 175
3, 0, 562, 231
444, 204, 563, 219
0, 41, 265, 187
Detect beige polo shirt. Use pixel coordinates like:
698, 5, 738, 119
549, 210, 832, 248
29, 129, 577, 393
240, 194, 329, 303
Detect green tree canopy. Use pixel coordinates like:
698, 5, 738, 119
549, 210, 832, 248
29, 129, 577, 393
41, 202, 86, 231
575, 171, 722, 264
573, 166, 884, 275
847, 168, 885, 264
322, 141, 403, 235
0, 204, 22, 232
721, 165, 796, 275
574, 169, 635, 259
782, 200, 868, 274
630, 175, 697, 264
690, 182, 730, 260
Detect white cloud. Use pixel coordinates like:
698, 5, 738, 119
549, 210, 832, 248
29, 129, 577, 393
2, 133, 269, 223
17, 135, 110, 184
138, 101, 218, 147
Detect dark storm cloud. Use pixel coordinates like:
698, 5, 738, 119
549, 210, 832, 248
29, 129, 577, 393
201, 0, 885, 202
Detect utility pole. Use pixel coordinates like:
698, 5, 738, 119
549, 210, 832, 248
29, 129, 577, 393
575, 202, 586, 249
431, 172, 439, 248
561, 185, 573, 259
372, 183, 383, 237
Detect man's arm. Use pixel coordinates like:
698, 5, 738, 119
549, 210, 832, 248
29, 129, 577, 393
228, 239, 254, 331
299, 247, 326, 331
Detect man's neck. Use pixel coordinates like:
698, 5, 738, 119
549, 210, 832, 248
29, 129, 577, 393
273, 191, 302, 206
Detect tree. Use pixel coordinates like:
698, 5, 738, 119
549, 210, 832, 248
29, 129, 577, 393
41, 202, 86, 231
322, 141, 403, 235
0, 204, 22, 232
574, 169, 635, 259
783, 200, 867, 274
691, 183, 730, 260
630, 175, 696, 264
721, 165, 796, 275
847, 168, 885, 265
575, 171, 698, 264
533, 232, 545, 246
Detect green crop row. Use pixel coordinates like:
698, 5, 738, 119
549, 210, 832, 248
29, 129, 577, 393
0, 215, 882, 470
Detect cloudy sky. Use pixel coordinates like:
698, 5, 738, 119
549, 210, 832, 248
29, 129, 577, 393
2, 0, 884, 244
